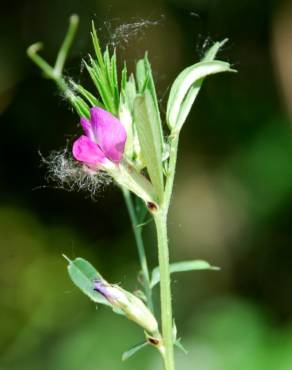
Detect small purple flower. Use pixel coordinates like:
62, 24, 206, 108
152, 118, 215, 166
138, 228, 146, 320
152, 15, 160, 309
72, 107, 127, 168
93, 280, 127, 305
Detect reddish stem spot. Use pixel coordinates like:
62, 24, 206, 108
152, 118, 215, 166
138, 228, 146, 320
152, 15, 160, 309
148, 337, 160, 346
147, 202, 158, 212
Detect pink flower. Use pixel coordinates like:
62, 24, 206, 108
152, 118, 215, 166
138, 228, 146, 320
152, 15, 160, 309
72, 107, 127, 167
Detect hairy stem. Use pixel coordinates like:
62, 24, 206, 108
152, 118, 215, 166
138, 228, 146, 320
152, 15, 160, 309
155, 134, 179, 370
122, 188, 154, 312
154, 210, 174, 370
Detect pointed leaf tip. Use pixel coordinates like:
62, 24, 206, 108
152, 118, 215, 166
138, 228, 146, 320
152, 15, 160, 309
167, 39, 234, 133
167, 60, 233, 132
175, 338, 188, 354
62, 254, 71, 263
66, 257, 111, 307
150, 259, 220, 288
122, 341, 148, 361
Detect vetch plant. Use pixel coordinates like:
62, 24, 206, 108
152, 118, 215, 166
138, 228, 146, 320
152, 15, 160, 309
27, 15, 235, 370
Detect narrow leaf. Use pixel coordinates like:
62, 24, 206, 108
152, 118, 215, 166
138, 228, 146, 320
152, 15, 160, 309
202, 39, 228, 62
65, 256, 111, 307
70, 81, 103, 107
85, 60, 112, 112
173, 39, 229, 130
135, 55, 164, 144
121, 62, 128, 92
91, 21, 104, 69
122, 341, 148, 361
70, 96, 90, 118
124, 74, 137, 109
167, 60, 235, 132
134, 92, 164, 199
110, 50, 119, 108
150, 260, 219, 288
144, 55, 164, 145
175, 338, 188, 354
136, 58, 147, 93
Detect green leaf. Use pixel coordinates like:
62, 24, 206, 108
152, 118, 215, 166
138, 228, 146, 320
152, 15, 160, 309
64, 256, 111, 307
172, 319, 177, 341
175, 338, 188, 354
87, 26, 121, 115
134, 92, 164, 200
85, 60, 113, 112
70, 95, 90, 118
150, 260, 220, 288
202, 39, 228, 62
121, 62, 128, 92
167, 60, 235, 132
136, 58, 147, 93
135, 55, 164, 144
103, 47, 119, 114
122, 341, 148, 361
91, 21, 105, 69
70, 81, 103, 108
110, 50, 119, 107
166, 39, 235, 132
124, 74, 137, 110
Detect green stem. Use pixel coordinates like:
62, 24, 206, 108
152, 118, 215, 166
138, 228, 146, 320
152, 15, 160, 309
122, 188, 154, 312
27, 14, 79, 93
154, 210, 174, 370
164, 135, 179, 211
155, 134, 179, 370
54, 14, 79, 76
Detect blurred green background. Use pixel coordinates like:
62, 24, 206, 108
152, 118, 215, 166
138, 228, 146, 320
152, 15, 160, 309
1, 0, 292, 369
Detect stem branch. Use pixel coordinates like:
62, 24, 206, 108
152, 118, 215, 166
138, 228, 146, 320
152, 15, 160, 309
27, 14, 79, 93
155, 134, 179, 370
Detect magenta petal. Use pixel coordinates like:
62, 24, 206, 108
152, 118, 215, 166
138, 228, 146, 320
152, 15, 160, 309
72, 135, 106, 166
90, 107, 127, 163
80, 117, 94, 141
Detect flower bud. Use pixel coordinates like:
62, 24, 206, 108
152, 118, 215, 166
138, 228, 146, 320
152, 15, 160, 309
93, 280, 158, 335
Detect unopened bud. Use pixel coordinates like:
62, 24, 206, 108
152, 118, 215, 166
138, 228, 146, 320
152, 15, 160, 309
93, 280, 158, 335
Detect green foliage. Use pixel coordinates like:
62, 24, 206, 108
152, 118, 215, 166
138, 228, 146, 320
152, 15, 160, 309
70, 81, 103, 108
174, 338, 188, 354
86, 23, 120, 115
2, 207, 292, 370
150, 260, 219, 288
135, 55, 164, 145
65, 256, 111, 307
134, 92, 164, 201
166, 40, 235, 133
69, 94, 90, 118
202, 39, 228, 62
122, 341, 148, 361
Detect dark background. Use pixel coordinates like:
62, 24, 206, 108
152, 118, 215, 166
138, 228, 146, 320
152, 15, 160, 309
1, 0, 292, 369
